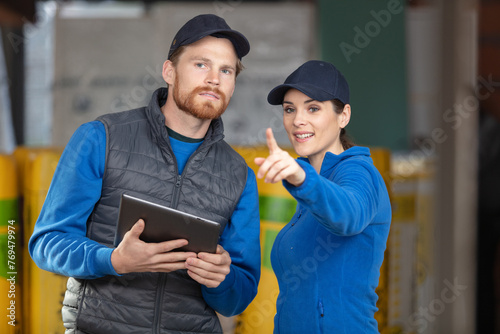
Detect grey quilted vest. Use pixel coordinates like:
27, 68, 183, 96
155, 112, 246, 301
61, 88, 248, 334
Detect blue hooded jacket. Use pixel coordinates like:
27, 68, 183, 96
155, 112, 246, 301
271, 146, 391, 333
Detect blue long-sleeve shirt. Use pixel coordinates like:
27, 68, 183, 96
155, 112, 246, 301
271, 147, 391, 333
29, 121, 261, 316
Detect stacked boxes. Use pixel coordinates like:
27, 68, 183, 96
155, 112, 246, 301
387, 154, 435, 333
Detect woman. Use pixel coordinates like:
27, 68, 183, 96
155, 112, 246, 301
255, 60, 391, 333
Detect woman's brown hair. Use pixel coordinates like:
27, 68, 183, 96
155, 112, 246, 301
332, 99, 355, 150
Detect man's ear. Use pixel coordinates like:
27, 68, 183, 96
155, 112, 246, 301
340, 104, 351, 128
162, 60, 175, 85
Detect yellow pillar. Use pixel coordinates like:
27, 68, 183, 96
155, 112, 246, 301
234, 146, 297, 334
371, 148, 392, 334
14, 147, 66, 334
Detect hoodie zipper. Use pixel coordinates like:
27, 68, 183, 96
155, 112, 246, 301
275, 209, 303, 331
319, 298, 325, 334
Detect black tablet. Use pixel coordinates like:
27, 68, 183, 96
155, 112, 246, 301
114, 194, 221, 253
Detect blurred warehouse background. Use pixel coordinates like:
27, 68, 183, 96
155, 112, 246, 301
0, 0, 499, 333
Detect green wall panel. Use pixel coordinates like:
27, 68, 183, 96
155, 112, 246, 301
318, 0, 408, 150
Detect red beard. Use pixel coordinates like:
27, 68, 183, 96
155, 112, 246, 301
173, 76, 228, 120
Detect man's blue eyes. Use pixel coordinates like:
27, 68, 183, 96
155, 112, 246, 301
195, 64, 232, 74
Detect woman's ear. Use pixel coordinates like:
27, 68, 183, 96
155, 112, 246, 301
340, 104, 351, 128
162, 60, 175, 85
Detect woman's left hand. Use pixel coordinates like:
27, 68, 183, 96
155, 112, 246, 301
254, 128, 306, 186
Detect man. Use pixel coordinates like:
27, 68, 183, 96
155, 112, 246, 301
29, 14, 261, 334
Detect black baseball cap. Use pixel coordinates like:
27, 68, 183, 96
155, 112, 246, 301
168, 14, 250, 60
267, 60, 350, 105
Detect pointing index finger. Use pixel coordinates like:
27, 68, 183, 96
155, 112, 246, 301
266, 128, 280, 154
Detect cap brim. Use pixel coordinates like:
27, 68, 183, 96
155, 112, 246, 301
267, 83, 335, 105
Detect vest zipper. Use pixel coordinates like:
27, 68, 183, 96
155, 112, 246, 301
156, 134, 211, 332
153, 273, 167, 333
171, 174, 182, 209
170, 143, 206, 209
153, 138, 183, 332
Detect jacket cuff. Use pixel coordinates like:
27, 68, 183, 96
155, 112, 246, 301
283, 159, 317, 197
96, 246, 121, 277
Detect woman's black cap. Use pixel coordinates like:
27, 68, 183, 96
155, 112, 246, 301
267, 60, 350, 105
